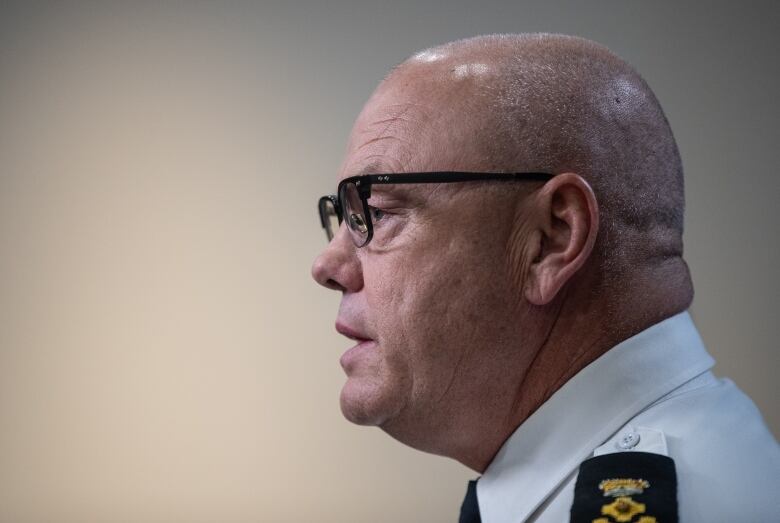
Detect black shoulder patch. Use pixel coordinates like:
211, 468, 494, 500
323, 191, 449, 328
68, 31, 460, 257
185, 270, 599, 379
570, 451, 677, 523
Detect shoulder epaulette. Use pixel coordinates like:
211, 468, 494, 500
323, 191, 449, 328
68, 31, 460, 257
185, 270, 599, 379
570, 451, 677, 523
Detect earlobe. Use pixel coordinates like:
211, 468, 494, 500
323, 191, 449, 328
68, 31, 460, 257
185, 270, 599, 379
523, 173, 599, 305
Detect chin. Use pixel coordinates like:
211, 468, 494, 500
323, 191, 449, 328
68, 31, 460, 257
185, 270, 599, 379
339, 377, 401, 426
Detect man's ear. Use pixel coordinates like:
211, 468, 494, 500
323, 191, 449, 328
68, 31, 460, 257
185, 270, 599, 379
523, 173, 599, 305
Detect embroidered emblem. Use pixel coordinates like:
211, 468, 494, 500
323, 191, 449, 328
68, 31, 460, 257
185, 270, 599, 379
601, 496, 649, 522
591, 478, 656, 522
593, 517, 657, 523
599, 478, 650, 497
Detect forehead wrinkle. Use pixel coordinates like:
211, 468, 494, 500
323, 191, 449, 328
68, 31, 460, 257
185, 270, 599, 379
382, 101, 434, 112
342, 81, 443, 181
364, 103, 426, 136
369, 101, 433, 129
349, 108, 429, 175
371, 116, 415, 126
353, 109, 410, 153
355, 134, 410, 153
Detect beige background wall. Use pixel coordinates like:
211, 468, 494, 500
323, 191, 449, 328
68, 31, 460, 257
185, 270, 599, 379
0, 1, 777, 521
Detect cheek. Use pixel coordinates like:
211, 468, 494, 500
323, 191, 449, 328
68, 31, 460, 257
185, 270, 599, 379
360, 253, 446, 398
365, 258, 416, 354
364, 245, 501, 385
358, 257, 418, 384
360, 202, 522, 394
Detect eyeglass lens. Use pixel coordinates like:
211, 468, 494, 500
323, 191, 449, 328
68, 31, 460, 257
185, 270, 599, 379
339, 182, 370, 246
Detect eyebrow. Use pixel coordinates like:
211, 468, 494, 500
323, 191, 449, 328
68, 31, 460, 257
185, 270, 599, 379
368, 183, 410, 200
352, 163, 415, 199
355, 161, 387, 177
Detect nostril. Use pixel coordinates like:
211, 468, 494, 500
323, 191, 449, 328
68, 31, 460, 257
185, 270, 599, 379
326, 279, 346, 292
312, 255, 347, 291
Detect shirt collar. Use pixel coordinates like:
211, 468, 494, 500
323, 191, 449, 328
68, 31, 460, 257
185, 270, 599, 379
477, 311, 714, 523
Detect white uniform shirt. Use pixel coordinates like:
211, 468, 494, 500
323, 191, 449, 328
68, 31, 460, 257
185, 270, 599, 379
476, 312, 780, 522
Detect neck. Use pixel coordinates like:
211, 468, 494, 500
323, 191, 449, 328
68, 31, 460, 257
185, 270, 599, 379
468, 258, 693, 472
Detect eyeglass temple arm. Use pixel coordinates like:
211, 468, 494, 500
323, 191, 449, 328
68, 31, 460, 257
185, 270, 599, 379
318, 195, 341, 228
360, 172, 553, 185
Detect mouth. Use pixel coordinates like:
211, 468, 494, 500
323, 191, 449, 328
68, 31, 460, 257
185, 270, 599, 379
335, 322, 377, 371
335, 322, 373, 344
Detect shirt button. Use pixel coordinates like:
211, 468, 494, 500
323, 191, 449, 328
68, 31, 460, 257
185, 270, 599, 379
616, 431, 641, 450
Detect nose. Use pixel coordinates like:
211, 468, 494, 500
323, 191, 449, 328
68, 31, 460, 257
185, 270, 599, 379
311, 226, 364, 292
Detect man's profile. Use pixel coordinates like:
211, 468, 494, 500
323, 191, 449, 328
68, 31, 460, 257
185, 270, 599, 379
311, 33, 779, 521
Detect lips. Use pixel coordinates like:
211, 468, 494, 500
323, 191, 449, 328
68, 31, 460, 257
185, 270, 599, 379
335, 322, 373, 344
335, 321, 377, 371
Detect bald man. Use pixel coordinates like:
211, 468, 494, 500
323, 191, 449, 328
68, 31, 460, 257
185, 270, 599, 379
312, 34, 779, 522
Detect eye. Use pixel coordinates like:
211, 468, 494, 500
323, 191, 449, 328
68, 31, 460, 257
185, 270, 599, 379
369, 206, 386, 222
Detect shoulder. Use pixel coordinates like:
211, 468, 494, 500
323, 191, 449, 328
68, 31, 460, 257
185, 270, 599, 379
585, 372, 780, 521
634, 372, 779, 472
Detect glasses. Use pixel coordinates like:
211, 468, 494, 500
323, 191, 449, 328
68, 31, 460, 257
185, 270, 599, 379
318, 171, 553, 247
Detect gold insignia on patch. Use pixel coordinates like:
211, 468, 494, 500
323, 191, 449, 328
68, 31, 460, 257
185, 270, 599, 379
594, 478, 657, 523
600, 496, 647, 522
598, 477, 650, 497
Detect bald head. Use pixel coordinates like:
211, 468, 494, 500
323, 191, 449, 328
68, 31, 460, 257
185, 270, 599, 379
384, 34, 687, 282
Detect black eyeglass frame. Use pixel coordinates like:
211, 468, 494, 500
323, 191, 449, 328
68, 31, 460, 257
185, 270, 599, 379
318, 171, 554, 247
